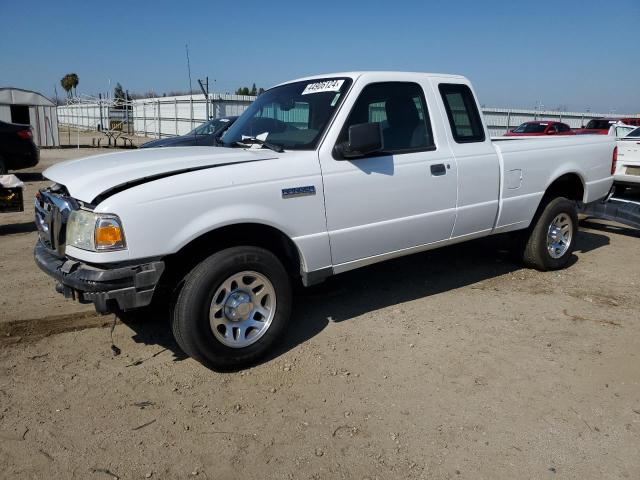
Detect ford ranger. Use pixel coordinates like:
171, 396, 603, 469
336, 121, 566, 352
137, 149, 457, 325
34, 72, 616, 370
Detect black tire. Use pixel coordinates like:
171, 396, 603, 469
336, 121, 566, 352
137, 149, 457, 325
170, 246, 292, 371
522, 196, 578, 271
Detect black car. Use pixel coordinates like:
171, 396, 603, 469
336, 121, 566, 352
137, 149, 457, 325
140, 116, 237, 149
0, 120, 39, 174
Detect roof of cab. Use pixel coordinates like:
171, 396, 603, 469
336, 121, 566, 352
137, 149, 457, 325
276, 71, 468, 88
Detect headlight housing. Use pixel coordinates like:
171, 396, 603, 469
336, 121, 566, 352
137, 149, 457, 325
66, 210, 127, 251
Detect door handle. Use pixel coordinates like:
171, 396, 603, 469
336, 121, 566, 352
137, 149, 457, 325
430, 163, 446, 176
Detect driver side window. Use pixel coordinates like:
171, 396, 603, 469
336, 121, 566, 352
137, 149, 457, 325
337, 82, 434, 154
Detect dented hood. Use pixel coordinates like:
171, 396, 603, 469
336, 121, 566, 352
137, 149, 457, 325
43, 146, 278, 203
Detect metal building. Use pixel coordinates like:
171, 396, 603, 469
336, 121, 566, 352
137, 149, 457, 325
0, 88, 59, 146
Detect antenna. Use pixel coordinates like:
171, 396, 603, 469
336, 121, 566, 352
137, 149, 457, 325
185, 44, 193, 97
198, 76, 210, 119
186, 43, 194, 129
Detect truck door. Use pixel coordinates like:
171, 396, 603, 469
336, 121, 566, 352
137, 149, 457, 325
436, 82, 500, 238
318, 80, 458, 270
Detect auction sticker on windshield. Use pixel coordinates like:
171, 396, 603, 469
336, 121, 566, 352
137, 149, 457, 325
302, 79, 345, 95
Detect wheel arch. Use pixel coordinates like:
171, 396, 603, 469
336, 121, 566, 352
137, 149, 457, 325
525, 172, 584, 231
163, 222, 305, 286
543, 172, 586, 203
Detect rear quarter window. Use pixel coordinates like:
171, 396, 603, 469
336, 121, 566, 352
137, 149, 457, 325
438, 84, 485, 143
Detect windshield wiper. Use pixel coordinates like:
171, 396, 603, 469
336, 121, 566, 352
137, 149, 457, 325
233, 137, 284, 153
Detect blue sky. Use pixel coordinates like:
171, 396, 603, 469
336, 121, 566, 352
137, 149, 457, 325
1, 0, 639, 113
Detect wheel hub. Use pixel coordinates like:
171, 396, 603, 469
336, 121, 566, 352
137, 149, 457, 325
546, 213, 573, 259
209, 271, 277, 348
224, 291, 253, 322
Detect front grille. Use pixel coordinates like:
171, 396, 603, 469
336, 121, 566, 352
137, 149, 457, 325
35, 187, 78, 257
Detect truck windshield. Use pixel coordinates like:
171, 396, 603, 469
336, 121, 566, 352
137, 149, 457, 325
513, 123, 547, 133
221, 78, 352, 150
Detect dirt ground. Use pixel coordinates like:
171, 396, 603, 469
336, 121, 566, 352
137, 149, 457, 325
0, 146, 111, 325
1, 148, 639, 479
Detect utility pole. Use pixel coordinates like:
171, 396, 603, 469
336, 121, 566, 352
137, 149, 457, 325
185, 44, 194, 130
198, 77, 210, 120
125, 90, 130, 135
98, 93, 103, 131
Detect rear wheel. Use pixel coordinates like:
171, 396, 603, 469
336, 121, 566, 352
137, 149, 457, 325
521, 197, 578, 271
170, 246, 292, 371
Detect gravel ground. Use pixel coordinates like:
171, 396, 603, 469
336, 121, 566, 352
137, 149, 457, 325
1, 147, 111, 325
0, 147, 639, 479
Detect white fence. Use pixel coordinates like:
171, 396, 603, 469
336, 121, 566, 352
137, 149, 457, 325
131, 94, 255, 137
57, 102, 118, 131
57, 94, 640, 139
56, 93, 255, 137
482, 108, 639, 136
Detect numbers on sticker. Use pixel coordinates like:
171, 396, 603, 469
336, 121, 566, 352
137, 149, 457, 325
301, 80, 345, 95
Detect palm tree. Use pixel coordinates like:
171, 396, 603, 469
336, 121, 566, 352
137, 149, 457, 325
70, 73, 79, 96
60, 73, 79, 98
60, 75, 72, 98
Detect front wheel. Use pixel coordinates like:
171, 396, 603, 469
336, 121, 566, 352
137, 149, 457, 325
170, 246, 292, 371
521, 197, 578, 271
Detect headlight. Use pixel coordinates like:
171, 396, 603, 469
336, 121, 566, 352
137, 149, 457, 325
66, 210, 126, 251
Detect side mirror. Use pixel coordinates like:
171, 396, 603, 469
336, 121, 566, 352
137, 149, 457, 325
337, 122, 383, 159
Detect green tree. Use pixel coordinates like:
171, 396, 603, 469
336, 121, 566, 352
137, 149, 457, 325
250, 83, 257, 96
114, 82, 125, 101
69, 73, 79, 96
60, 74, 73, 98
60, 73, 79, 98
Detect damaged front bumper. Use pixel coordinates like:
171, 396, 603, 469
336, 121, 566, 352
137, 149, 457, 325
34, 241, 164, 314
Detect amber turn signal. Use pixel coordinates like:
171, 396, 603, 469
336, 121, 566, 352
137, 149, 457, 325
95, 225, 122, 246
94, 216, 126, 250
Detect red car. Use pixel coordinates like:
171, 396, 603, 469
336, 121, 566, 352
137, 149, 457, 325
505, 121, 575, 136
620, 117, 640, 127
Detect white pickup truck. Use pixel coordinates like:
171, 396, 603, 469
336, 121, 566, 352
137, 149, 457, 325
35, 72, 615, 369
614, 126, 640, 190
